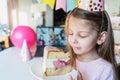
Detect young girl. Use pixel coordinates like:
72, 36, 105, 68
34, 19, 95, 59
65, 6, 119, 80
43, 0, 119, 80
49, 1, 118, 80
44, 6, 119, 79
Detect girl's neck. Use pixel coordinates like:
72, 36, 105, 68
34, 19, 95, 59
76, 50, 100, 62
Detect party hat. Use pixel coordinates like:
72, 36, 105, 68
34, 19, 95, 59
78, 0, 104, 11
20, 40, 32, 62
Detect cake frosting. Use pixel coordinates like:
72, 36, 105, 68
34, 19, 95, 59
43, 46, 72, 76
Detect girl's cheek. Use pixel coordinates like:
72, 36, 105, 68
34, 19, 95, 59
68, 38, 71, 44
68, 37, 72, 42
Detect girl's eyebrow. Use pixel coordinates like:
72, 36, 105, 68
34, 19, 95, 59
78, 31, 90, 33
69, 29, 90, 33
68, 27, 93, 34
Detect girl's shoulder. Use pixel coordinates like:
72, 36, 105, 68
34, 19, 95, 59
97, 58, 113, 67
76, 58, 114, 80
91, 58, 114, 72
90, 58, 113, 69
76, 58, 113, 68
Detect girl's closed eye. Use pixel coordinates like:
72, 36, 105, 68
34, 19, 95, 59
79, 33, 89, 38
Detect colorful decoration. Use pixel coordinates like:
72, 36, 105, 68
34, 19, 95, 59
10, 25, 36, 48
55, 0, 67, 12
66, 0, 75, 12
41, 0, 55, 9
37, 0, 41, 3
76, 0, 79, 6
39, 0, 104, 12
78, 0, 104, 11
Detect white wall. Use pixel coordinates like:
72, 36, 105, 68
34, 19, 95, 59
105, 0, 120, 44
0, 0, 8, 24
105, 0, 120, 16
18, 0, 53, 30
18, 0, 35, 30
114, 30, 120, 44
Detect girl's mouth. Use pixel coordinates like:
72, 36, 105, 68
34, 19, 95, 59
73, 47, 81, 50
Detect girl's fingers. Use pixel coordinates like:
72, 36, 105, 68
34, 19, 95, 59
77, 70, 83, 80
68, 72, 82, 80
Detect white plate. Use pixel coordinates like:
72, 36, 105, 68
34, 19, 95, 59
29, 62, 78, 80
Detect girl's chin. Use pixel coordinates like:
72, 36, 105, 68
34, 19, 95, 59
73, 50, 82, 55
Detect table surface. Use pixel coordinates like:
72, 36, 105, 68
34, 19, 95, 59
0, 47, 120, 80
0, 47, 41, 80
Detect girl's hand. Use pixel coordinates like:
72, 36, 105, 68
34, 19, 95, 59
68, 70, 83, 80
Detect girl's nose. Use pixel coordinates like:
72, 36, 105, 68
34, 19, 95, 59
73, 39, 78, 44
72, 36, 78, 44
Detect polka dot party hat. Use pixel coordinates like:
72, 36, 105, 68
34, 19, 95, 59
78, 0, 104, 11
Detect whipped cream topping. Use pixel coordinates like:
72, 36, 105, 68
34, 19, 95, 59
44, 59, 70, 68
53, 59, 70, 69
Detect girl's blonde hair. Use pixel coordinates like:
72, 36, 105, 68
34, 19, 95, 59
65, 7, 119, 80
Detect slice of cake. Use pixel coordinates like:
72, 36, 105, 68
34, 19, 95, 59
43, 46, 72, 76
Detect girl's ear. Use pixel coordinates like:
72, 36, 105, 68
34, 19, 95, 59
97, 31, 107, 45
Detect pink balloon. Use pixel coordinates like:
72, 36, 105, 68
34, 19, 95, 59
10, 25, 36, 48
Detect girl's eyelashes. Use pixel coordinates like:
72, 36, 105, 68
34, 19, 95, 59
68, 33, 73, 36
80, 35, 87, 38
68, 32, 88, 38
79, 33, 89, 38
79, 34, 88, 38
